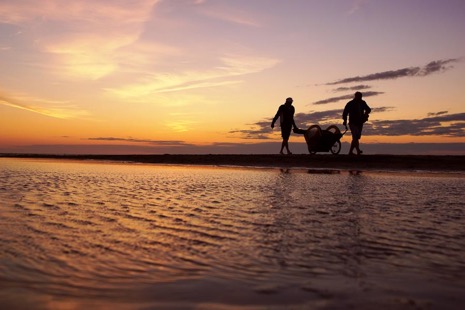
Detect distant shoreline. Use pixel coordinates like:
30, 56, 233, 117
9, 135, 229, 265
2, 153, 465, 172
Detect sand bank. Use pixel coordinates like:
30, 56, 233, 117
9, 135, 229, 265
2, 153, 465, 172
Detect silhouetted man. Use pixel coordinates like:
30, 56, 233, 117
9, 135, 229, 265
271, 97, 297, 155
343, 92, 371, 155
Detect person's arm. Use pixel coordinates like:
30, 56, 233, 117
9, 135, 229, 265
342, 103, 349, 127
292, 118, 298, 130
271, 106, 281, 128
364, 101, 372, 115
291, 106, 298, 129
362, 101, 371, 122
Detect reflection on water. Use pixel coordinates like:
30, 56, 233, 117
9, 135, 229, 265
1, 158, 464, 309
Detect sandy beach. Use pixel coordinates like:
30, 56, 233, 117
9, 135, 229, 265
1, 153, 465, 172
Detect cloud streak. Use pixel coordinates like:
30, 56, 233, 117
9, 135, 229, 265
106, 54, 279, 99
0, 91, 89, 119
327, 59, 461, 85
312, 91, 384, 105
87, 137, 191, 146
332, 85, 371, 92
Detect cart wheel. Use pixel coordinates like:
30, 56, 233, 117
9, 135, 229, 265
330, 140, 341, 155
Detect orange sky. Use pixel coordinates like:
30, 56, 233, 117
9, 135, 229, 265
1, 0, 464, 154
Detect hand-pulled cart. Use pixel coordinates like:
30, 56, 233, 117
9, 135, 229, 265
294, 125, 346, 155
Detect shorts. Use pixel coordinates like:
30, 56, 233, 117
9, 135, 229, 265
349, 123, 363, 140
281, 124, 292, 140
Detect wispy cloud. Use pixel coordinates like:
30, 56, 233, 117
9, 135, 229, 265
228, 120, 274, 140
0, 0, 158, 24
0, 0, 275, 85
88, 137, 190, 146
366, 112, 465, 137
327, 59, 461, 85
312, 91, 384, 105
0, 91, 89, 119
427, 111, 448, 117
333, 85, 371, 92
0, 0, 160, 79
45, 35, 132, 80
106, 54, 279, 98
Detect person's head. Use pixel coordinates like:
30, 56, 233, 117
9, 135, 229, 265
285, 97, 293, 105
354, 92, 363, 100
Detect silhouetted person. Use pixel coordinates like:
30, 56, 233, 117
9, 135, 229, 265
271, 97, 297, 155
343, 92, 371, 155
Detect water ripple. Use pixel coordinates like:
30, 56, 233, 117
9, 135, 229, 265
1, 158, 464, 308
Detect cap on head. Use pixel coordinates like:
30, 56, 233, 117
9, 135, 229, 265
354, 92, 363, 99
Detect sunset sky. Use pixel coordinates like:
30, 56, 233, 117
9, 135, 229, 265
1, 0, 464, 154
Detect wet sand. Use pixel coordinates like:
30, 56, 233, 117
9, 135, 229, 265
2, 153, 465, 171
1, 157, 464, 309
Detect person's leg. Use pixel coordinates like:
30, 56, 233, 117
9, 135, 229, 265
351, 138, 361, 155
355, 139, 362, 155
284, 139, 292, 154
281, 126, 292, 154
356, 125, 364, 155
349, 139, 356, 155
280, 140, 285, 154
349, 124, 362, 155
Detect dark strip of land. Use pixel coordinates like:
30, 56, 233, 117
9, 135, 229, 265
1, 153, 465, 172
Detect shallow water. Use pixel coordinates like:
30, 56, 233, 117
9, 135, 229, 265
0, 158, 464, 309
